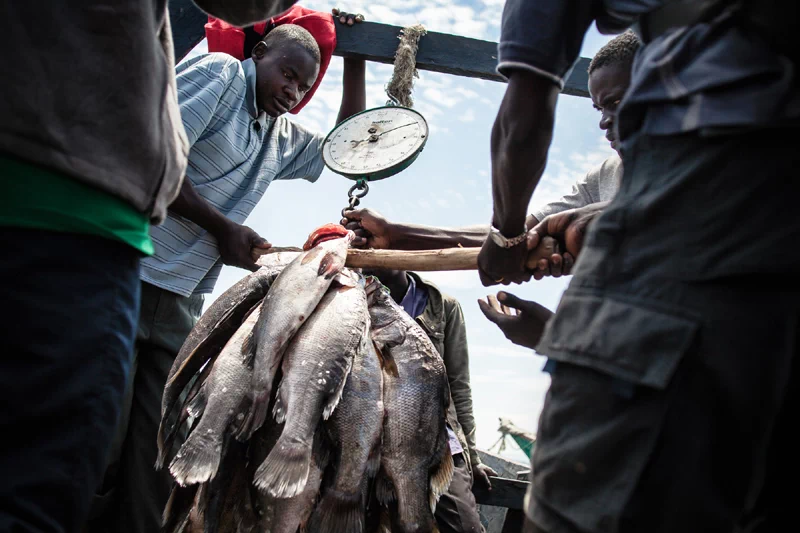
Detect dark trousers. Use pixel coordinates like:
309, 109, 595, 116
435, 454, 485, 533
86, 282, 202, 533
0, 229, 140, 533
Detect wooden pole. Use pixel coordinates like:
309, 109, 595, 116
255, 245, 555, 272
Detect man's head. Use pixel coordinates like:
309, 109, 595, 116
251, 24, 321, 118
588, 30, 640, 155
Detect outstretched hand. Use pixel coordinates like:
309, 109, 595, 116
478, 292, 553, 350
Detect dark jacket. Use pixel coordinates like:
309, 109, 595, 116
0, 1, 292, 224
409, 272, 481, 475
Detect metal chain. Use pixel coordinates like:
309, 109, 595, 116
341, 179, 369, 218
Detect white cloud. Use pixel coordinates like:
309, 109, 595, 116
459, 108, 476, 122
422, 270, 481, 290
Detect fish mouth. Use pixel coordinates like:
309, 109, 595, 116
302, 223, 352, 250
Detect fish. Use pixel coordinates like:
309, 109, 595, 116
251, 418, 330, 533
203, 438, 257, 533
365, 279, 454, 533
157, 253, 297, 467
253, 276, 369, 497
169, 303, 263, 486
246, 227, 354, 438
308, 338, 384, 533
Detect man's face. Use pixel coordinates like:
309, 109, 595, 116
588, 63, 631, 156
251, 41, 319, 118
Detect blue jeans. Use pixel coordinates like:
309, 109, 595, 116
0, 228, 140, 533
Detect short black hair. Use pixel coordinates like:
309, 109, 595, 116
263, 24, 321, 64
588, 30, 640, 75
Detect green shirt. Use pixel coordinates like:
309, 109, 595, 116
0, 155, 153, 255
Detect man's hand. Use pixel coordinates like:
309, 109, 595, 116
477, 238, 531, 287
341, 208, 393, 249
332, 7, 364, 25
473, 463, 498, 490
478, 292, 553, 350
527, 202, 607, 263
215, 220, 271, 271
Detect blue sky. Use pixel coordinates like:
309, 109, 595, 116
184, 0, 616, 464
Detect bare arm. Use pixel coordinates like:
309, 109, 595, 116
336, 58, 366, 125
169, 179, 270, 271
192, 0, 297, 27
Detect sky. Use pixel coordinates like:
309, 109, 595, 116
182, 0, 617, 465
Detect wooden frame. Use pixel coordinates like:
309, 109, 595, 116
168, 0, 591, 98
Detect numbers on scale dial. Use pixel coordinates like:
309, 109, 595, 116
324, 108, 427, 174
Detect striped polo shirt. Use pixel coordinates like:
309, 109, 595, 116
140, 53, 325, 297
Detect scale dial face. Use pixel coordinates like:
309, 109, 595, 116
322, 106, 429, 180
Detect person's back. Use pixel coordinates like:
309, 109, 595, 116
0, 2, 304, 531
482, 1, 800, 533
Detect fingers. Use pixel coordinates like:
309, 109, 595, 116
341, 208, 364, 222
485, 466, 499, 477
563, 252, 575, 275
496, 291, 526, 312
332, 9, 364, 25
477, 298, 506, 325
550, 253, 563, 277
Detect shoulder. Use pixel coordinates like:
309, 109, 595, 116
176, 53, 246, 85
585, 153, 622, 185
416, 275, 462, 315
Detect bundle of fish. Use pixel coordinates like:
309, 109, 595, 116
157, 224, 454, 533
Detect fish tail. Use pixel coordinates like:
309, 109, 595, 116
308, 489, 365, 533
169, 429, 222, 486
378, 505, 393, 533
253, 435, 312, 498
429, 445, 454, 513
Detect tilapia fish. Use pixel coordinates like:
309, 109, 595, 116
251, 418, 329, 533
246, 226, 354, 437
366, 279, 453, 533
253, 277, 369, 498
309, 338, 384, 533
158, 253, 297, 466
169, 303, 263, 486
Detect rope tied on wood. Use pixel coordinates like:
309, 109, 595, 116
385, 24, 427, 107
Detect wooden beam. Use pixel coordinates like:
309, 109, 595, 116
335, 21, 590, 98
168, 2, 590, 97
472, 477, 529, 510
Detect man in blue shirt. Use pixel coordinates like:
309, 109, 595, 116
477, 1, 799, 532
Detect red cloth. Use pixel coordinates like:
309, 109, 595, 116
204, 5, 336, 114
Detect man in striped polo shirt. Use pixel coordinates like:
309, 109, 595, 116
87, 21, 366, 533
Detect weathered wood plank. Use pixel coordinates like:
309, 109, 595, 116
472, 477, 528, 510
168, 4, 591, 97
335, 21, 590, 98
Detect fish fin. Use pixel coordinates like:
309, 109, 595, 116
323, 355, 354, 420
307, 489, 364, 533
332, 271, 358, 288
185, 382, 208, 419
373, 341, 399, 378
272, 380, 287, 424
241, 329, 256, 366
253, 436, 312, 498
230, 400, 254, 443
301, 246, 324, 265
169, 429, 222, 486
375, 473, 395, 506
429, 445, 454, 513
157, 377, 208, 470
162, 483, 197, 533
312, 425, 332, 469
319, 251, 345, 279
378, 506, 392, 533
366, 443, 382, 481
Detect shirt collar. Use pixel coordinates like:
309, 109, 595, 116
242, 59, 268, 129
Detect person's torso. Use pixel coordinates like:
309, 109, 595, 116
0, 0, 187, 223
140, 55, 324, 297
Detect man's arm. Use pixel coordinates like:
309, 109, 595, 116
342, 209, 541, 250
332, 11, 367, 125
192, 0, 297, 27
477, 71, 559, 286
169, 180, 270, 271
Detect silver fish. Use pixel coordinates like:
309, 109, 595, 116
366, 279, 453, 533
309, 337, 384, 533
158, 253, 297, 466
246, 233, 353, 438
253, 277, 369, 498
169, 303, 263, 486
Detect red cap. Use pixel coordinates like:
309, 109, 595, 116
204, 5, 336, 114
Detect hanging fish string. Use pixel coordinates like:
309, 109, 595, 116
339, 23, 427, 217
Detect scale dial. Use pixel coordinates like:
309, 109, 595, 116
322, 106, 429, 181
